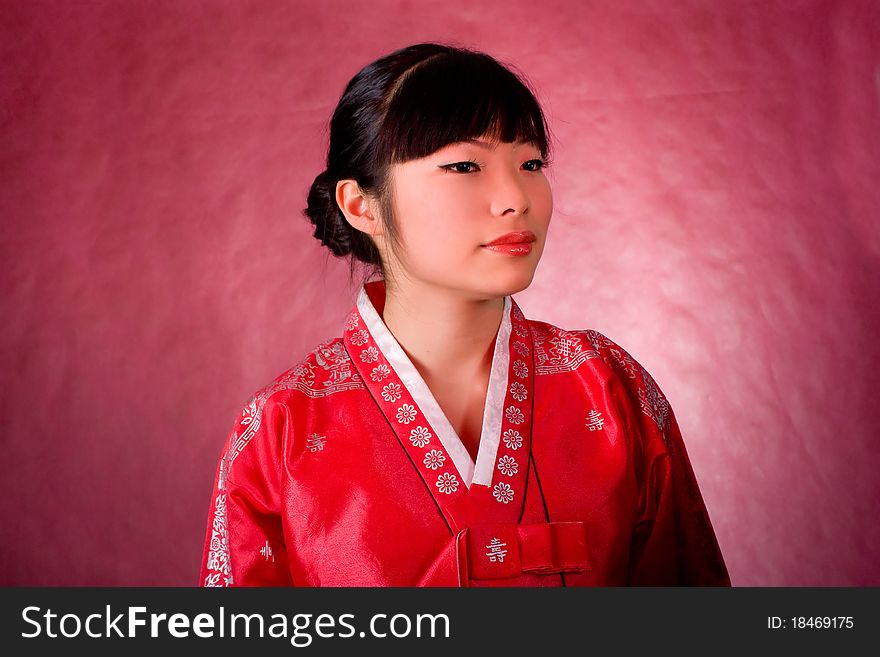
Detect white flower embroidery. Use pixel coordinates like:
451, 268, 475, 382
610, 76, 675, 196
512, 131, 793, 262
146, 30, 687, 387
409, 426, 432, 448
502, 429, 523, 450
344, 313, 360, 331
513, 359, 528, 378
370, 364, 390, 382
493, 482, 515, 504
513, 323, 528, 337
497, 455, 518, 477
396, 403, 417, 424
423, 449, 446, 470
505, 405, 525, 425
513, 341, 530, 357
381, 382, 402, 403
509, 381, 528, 402
360, 346, 379, 363
350, 330, 370, 346
436, 472, 460, 494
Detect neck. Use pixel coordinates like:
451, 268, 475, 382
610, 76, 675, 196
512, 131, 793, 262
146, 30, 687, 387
379, 279, 504, 383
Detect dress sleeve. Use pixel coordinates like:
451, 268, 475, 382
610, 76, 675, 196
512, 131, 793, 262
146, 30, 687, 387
199, 393, 294, 587
590, 332, 731, 586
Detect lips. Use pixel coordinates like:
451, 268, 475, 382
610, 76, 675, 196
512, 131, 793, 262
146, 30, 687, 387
482, 231, 536, 246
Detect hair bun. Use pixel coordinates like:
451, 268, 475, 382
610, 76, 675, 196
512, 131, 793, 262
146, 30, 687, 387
304, 171, 353, 256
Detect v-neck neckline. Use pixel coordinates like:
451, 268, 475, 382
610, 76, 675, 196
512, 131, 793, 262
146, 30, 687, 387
354, 280, 513, 489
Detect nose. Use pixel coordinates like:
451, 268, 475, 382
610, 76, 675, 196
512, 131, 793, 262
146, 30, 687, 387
489, 165, 530, 217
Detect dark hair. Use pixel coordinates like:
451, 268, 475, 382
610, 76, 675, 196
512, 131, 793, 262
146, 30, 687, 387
303, 42, 553, 287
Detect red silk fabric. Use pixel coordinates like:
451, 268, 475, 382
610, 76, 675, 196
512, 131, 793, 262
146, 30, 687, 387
199, 279, 729, 587
456, 521, 591, 585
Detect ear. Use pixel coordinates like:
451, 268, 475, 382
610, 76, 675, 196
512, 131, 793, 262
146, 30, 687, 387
336, 179, 383, 237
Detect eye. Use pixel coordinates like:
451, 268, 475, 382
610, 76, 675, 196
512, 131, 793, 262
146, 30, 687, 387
440, 161, 481, 174
523, 159, 548, 172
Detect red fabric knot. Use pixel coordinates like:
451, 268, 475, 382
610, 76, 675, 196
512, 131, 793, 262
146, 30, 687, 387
456, 521, 591, 584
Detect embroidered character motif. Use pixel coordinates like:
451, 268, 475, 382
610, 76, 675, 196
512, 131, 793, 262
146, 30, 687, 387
486, 538, 508, 563
306, 433, 327, 452
585, 410, 605, 431
532, 324, 601, 375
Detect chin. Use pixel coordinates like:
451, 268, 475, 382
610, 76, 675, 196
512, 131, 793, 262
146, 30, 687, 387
477, 268, 537, 299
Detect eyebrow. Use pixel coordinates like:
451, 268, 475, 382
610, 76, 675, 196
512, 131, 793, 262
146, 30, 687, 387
456, 138, 534, 149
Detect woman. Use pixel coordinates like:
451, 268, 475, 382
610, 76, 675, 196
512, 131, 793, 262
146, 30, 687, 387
200, 42, 730, 587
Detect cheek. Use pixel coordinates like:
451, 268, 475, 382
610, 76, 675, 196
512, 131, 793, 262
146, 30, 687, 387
531, 179, 553, 221
397, 192, 475, 246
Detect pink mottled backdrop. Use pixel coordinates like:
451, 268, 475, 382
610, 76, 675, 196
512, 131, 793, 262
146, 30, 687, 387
1, 0, 878, 586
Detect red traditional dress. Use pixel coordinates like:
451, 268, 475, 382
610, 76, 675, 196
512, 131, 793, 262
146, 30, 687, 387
200, 279, 730, 587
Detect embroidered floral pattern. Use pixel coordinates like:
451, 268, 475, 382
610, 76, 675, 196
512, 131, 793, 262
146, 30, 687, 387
497, 455, 518, 477
436, 472, 460, 494
502, 429, 523, 450
203, 572, 223, 587
307, 340, 359, 395
423, 449, 446, 470
639, 372, 671, 433
204, 492, 232, 587
349, 330, 370, 346
493, 482, 515, 504
381, 382, 402, 403
396, 403, 417, 424
509, 381, 528, 402
409, 426, 432, 448
360, 346, 379, 363
505, 405, 525, 425
513, 341, 530, 357
240, 399, 258, 427
370, 364, 390, 382
532, 324, 600, 375
579, 329, 672, 435
341, 286, 534, 517
217, 450, 230, 491
344, 313, 359, 331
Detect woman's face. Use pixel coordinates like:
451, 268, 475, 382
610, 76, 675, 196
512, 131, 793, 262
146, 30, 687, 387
381, 135, 553, 300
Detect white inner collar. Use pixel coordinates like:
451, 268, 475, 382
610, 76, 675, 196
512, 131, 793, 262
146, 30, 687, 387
356, 284, 512, 488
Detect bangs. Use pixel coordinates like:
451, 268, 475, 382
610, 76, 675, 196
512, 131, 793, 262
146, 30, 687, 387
377, 51, 550, 164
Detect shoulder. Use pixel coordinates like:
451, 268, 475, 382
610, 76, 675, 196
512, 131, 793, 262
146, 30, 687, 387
221, 335, 364, 466
528, 319, 672, 434
230, 336, 362, 436
528, 319, 629, 376
244, 335, 364, 412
